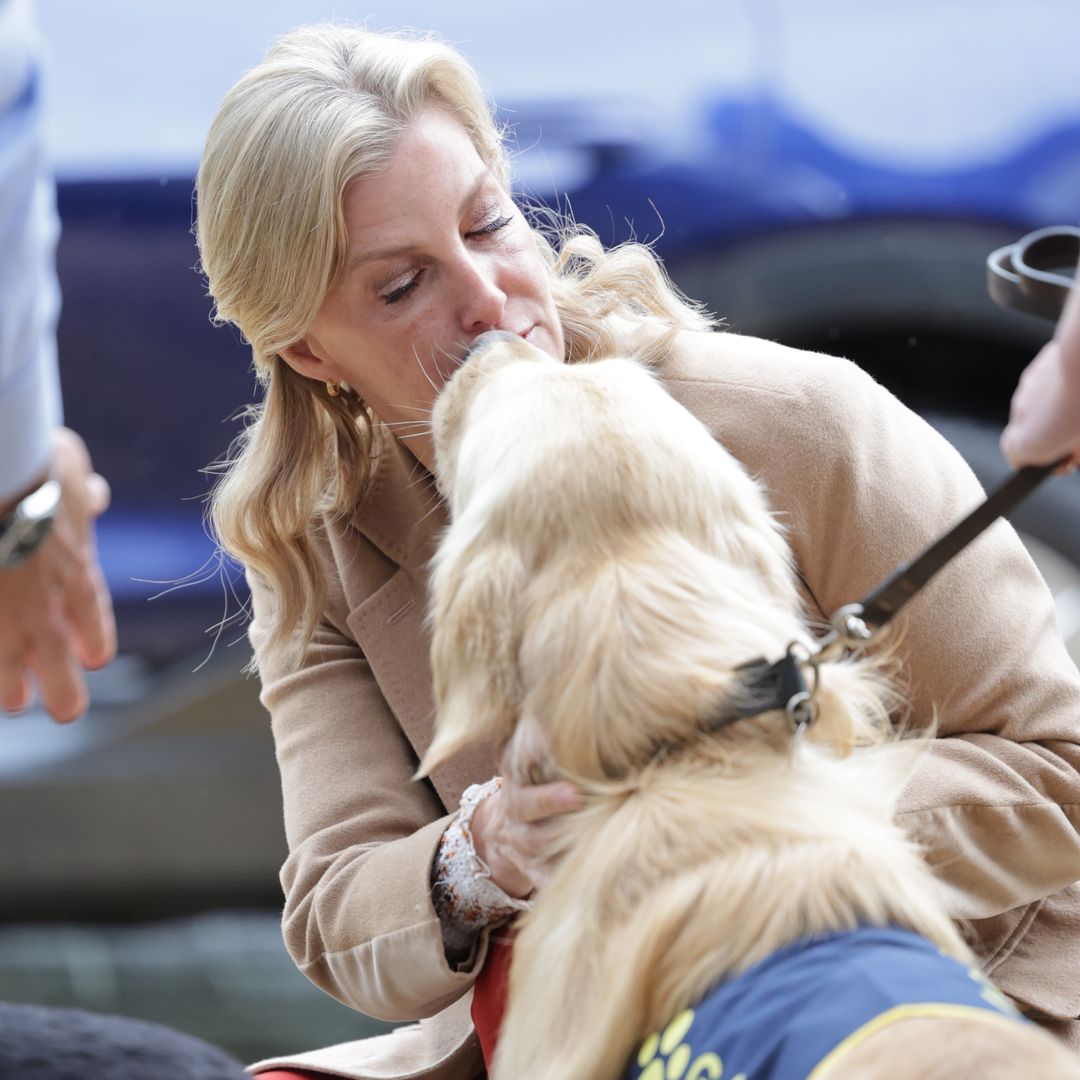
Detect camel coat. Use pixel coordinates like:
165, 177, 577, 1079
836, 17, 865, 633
248, 329, 1080, 1079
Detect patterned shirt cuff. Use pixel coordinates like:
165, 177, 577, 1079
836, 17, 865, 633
432, 778, 532, 968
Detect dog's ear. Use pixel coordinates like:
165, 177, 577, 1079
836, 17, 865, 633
416, 541, 526, 777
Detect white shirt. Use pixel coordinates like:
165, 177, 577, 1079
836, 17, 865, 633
0, 0, 62, 505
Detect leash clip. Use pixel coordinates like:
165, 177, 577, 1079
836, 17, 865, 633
782, 642, 819, 736
829, 603, 874, 649
785, 690, 816, 737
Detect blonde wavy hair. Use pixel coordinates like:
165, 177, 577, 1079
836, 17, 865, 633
196, 23, 715, 667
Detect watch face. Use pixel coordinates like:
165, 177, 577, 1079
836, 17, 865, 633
20, 479, 62, 520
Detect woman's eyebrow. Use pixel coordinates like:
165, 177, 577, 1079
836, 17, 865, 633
344, 168, 495, 275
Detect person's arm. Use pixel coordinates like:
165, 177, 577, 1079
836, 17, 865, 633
250, 568, 478, 1021
0, 1, 62, 510
1001, 272, 1080, 469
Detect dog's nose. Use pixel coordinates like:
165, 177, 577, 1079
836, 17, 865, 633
463, 329, 520, 364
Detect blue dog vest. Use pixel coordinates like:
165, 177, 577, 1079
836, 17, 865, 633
626, 926, 1021, 1080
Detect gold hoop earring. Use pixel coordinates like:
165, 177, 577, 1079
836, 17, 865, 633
326, 380, 341, 397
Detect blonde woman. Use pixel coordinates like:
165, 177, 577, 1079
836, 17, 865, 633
196, 25, 1080, 1080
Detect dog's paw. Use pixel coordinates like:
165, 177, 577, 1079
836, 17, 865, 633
634, 1008, 742, 1080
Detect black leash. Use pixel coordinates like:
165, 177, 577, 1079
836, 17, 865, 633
712, 458, 1067, 735
849, 459, 1062, 632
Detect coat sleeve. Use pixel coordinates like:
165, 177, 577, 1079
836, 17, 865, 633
248, 563, 489, 1024
738, 346, 1080, 923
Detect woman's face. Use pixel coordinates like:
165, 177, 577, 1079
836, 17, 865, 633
282, 107, 564, 472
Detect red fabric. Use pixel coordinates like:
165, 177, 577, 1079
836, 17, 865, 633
471, 928, 516, 1066
255, 931, 518, 1077
253, 1071, 329, 1079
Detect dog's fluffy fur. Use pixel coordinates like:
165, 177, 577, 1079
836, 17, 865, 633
419, 334, 1080, 1080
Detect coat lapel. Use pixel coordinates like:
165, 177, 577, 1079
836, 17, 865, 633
346, 427, 496, 810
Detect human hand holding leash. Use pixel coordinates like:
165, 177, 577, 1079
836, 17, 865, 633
471, 779, 583, 898
1000, 249, 1080, 471
0, 427, 117, 722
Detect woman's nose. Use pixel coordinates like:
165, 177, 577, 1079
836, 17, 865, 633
457, 256, 507, 334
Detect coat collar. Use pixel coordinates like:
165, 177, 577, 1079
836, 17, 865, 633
352, 422, 448, 576
346, 424, 494, 808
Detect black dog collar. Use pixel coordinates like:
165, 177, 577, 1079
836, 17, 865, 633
709, 647, 815, 735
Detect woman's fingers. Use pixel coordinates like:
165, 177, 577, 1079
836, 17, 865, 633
505, 817, 571, 863
496, 781, 583, 873
502, 780, 583, 824
471, 779, 584, 897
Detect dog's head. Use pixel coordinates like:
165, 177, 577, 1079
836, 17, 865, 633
432, 330, 558, 509
419, 334, 892, 785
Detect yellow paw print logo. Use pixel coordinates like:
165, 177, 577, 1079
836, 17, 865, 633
636, 1009, 744, 1080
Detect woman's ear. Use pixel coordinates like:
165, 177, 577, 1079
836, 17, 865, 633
279, 335, 342, 384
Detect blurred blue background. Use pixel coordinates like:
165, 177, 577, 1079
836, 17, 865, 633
3, 0, 1079, 1064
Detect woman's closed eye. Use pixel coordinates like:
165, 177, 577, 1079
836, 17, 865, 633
382, 271, 424, 305
379, 213, 514, 305
465, 213, 513, 240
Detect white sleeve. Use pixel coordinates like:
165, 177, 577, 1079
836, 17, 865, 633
0, 0, 62, 504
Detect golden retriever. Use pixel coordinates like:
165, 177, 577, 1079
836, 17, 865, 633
418, 331, 1080, 1080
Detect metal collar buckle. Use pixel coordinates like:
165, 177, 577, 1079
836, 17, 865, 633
781, 642, 819, 736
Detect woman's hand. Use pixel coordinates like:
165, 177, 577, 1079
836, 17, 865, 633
470, 779, 583, 898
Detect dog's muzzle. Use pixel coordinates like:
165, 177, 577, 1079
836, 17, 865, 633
462, 329, 522, 365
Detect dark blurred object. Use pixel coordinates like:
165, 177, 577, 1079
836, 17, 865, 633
988, 225, 1079, 321
0, 998, 249, 1080
0, 913, 392, 1065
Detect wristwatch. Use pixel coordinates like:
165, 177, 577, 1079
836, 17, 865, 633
0, 478, 62, 569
